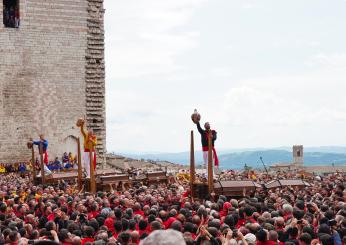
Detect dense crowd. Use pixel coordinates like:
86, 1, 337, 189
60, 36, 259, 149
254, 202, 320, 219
0, 163, 29, 175
0, 170, 345, 245
0, 152, 77, 175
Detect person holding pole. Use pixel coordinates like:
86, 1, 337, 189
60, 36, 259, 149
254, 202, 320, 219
29, 135, 52, 177
191, 110, 219, 171
76, 118, 97, 179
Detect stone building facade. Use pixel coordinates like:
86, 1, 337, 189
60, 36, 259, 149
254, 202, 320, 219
0, 0, 106, 164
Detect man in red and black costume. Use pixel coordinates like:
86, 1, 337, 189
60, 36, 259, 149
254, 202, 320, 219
196, 121, 219, 169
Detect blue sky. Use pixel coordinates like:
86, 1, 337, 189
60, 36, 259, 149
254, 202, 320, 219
104, 0, 346, 153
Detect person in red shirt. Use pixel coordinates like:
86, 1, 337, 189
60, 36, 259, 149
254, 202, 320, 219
45, 206, 55, 222
87, 203, 100, 220
104, 211, 116, 233
81, 226, 95, 245
267, 230, 283, 245
138, 220, 148, 238
133, 203, 144, 217
256, 229, 269, 245
220, 202, 232, 218
113, 220, 123, 239
243, 206, 257, 224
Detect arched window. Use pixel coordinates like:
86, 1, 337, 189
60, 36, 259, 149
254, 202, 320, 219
3, 0, 20, 28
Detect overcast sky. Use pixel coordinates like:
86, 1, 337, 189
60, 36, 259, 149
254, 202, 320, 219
104, 0, 346, 153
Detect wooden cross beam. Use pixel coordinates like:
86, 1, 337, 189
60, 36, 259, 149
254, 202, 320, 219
39, 143, 45, 184
208, 131, 214, 193
89, 144, 96, 193
31, 147, 36, 183
190, 130, 195, 196
77, 137, 82, 191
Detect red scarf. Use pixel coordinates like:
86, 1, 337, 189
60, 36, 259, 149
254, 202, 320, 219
202, 146, 219, 166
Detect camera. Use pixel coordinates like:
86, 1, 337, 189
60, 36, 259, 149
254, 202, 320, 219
233, 229, 238, 238
79, 213, 87, 222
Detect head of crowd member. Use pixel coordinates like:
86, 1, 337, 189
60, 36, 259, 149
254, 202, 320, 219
287, 227, 299, 245
130, 231, 140, 245
269, 230, 279, 242
256, 229, 268, 244
138, 219, 148, 232
245, 233, 257, 245
319, 234, 334, 245
299, 233, 312, 245
283, 204, 293, 218
140, 230, 186, 245
150, 221, 162, 231
117, 232, 131, 245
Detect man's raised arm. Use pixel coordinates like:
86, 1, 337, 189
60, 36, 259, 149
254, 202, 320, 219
196, 122, 204, 134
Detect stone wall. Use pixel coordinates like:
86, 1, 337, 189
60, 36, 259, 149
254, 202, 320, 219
0, 0, 106, 164
86, 0, 106, 166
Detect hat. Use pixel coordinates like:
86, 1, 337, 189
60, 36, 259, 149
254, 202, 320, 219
244, 233, 256, 244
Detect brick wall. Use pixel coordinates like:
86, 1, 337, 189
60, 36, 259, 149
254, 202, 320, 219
0, 0, 106, 164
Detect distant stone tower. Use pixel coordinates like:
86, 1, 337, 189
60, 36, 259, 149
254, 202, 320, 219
293, 145, 304, 166
0, 0, 106, 165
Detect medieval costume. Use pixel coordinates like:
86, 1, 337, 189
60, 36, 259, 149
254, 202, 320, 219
33, 138, 52, 176
196, 122, 219, 168
80, 122, 97, 178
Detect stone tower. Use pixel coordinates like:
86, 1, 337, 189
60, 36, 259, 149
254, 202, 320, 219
293, 145, 303, 166
0, 0, 106, 164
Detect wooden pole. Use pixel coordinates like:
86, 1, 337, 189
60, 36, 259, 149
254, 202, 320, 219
39, 143, 45, 184
207, 131, 214, 193
31, 147, 36, 182
89, 144, 96, 193
77, 137, 82, 191
190, 130, 195, 197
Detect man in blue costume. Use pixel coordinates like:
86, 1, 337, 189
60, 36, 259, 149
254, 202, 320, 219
30, 134, 52, 176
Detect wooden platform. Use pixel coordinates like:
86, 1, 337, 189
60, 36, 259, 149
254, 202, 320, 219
264, 179, 311, 189
37, 169, 130, 190
214, 180, 262, 197
146, 171, 168, 185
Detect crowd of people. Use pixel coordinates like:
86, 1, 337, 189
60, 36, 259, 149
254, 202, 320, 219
0, 163, 27, 175
0, 152, 77, 175
0, 168, 344, 245
46, 153, 77, 172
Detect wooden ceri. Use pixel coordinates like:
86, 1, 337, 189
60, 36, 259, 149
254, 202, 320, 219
190, 130, 214, 196
39, 142, 45, 184
89, 141, 96, 193
77, 137, 82, 191
31, 145, 36, 182
207, 131, 214, 193
190, 130, 195, 197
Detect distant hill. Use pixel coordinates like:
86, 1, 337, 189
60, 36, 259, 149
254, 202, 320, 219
118, 146, 346, 170
218, 150, 346, 170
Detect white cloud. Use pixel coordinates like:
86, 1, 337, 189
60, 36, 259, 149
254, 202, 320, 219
305, 53, 346, 70
104, 0, 346, 152
105, 0, 206, 79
